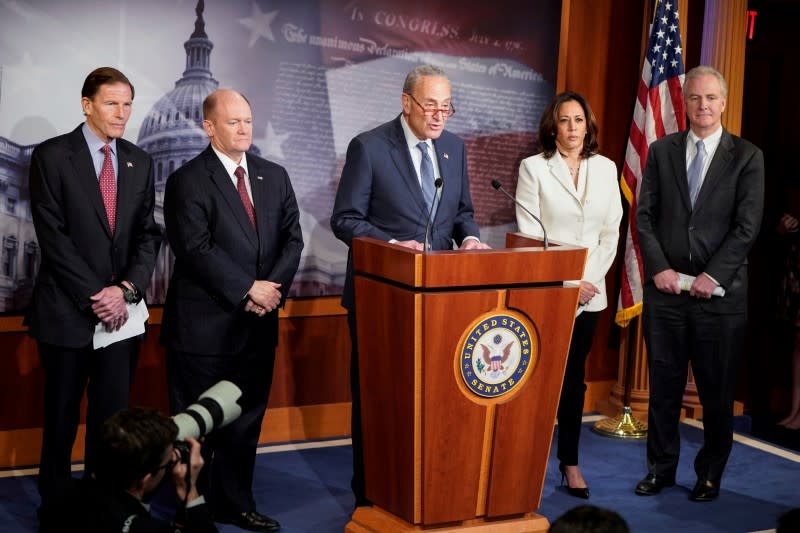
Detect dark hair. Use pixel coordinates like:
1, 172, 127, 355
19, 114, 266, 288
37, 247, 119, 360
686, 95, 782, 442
95, 407, 178, 491
538, 91, 599, 160
549, 505, 629, 533
81, 67, 135, 100
202, 89, 251, 120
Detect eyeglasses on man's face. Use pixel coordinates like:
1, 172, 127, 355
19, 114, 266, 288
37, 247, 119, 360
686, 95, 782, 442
405, 93, 456, 118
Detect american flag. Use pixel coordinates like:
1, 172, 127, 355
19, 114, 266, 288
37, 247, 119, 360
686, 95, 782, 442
615, 0, 687, 326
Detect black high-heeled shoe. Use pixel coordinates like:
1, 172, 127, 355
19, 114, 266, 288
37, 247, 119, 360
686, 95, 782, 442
559, 462, 590, 499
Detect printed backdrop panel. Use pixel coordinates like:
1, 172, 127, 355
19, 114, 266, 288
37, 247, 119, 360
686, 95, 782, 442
0, 0, 560, 312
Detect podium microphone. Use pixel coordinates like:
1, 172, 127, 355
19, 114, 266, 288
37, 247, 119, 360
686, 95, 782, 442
490, 179, 549, 249
424, 178, 443, 252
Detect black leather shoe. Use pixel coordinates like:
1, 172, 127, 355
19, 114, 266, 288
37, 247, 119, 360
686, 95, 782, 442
689, 479, 719, 502
216, 510, 281, 532
634, 473, 676, 495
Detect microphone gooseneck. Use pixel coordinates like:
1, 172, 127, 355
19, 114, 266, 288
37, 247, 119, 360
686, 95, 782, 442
424, 178, 443, 252
490, 179, 549, 249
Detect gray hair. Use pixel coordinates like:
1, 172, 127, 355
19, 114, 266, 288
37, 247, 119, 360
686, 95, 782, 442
403, 64, 448, 94
684, 65, 728, 98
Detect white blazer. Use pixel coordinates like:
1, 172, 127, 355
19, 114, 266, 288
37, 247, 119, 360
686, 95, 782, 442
516, 151, 623, 312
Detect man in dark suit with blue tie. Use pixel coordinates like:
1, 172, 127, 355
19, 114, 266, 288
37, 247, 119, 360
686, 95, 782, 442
635, 66, 765, 502
27, 67, 161, 516
330, 64, 489, 508
162, 89, 303, 532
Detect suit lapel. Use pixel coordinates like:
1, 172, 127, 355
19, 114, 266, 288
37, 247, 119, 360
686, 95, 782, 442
67, 127, 113, 238
247, 154, 269, 252
668, 131, 693, 211
547, 154, 581, 203
431, 138, 450, 220
388, 116, 427, 214
693, 130, 733, 208
204, 147, 259, 249
114, 140, 137, 240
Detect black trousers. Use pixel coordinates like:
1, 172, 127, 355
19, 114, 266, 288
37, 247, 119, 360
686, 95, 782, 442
556, 311, 600, 466
167, 339, 276, 516
347, 311, 368, 506
37, 337, 140, 502
643, 301, 745, 483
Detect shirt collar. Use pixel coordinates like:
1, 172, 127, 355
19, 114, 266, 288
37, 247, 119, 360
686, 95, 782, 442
82, 122, 118, 155
211, 145, 249, 178
688, 126, 723, 149
400, 114, 431, 151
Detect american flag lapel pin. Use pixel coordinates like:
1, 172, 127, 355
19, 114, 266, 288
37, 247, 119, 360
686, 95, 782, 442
126, 162, 133, 167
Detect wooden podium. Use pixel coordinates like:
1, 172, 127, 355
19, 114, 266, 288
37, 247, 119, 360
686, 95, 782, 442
346, 234, 587, 533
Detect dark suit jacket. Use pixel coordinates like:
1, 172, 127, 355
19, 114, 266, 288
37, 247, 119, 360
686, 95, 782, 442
637, 129, 764, 313
41, 476, 217, 533
330, 115, 480, 309
26, 124, 161, 348
161, 145, 303, 355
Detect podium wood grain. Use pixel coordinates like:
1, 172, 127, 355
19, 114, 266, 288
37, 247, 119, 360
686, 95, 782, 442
351, 236, 586, 530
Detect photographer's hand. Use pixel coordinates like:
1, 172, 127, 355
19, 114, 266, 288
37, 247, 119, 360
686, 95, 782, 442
172, 437, 203, 503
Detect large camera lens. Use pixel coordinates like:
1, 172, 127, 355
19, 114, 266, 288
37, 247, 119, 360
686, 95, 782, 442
173, 380, 243, 442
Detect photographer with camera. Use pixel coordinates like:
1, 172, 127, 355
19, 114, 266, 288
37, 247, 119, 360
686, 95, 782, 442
40, 407, 218, 533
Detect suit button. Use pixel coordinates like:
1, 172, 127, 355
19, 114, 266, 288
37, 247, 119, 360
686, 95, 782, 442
688, 226, 695, 231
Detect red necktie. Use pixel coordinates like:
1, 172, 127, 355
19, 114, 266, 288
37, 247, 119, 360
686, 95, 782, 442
99, 144, 117, 234
234, 166, 257, 230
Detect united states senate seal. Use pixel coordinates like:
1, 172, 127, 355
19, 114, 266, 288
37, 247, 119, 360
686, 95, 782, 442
456, 310, 538, 399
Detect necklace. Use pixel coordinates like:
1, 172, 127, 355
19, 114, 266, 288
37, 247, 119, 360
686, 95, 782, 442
567, 160, 581, 177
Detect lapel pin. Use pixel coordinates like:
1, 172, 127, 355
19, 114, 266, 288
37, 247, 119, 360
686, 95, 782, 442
257, 176, 263, 180
126, 162, 133, 167
443, 153, 449, 159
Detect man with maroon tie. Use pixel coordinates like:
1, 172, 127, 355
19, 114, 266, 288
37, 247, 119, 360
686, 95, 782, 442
27, 67, 161, 520
162, 88, 303, 532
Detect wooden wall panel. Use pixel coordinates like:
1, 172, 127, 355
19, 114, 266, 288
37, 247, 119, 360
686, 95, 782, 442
0, 311, 352, 468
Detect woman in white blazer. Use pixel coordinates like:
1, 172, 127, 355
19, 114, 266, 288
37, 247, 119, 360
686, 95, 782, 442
516, 92, 622, 499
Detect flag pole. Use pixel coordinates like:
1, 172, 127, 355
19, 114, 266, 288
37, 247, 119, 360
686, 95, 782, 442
592, 0, 680, 439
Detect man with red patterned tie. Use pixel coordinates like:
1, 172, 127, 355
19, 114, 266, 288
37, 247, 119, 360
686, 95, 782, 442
27, 67, 161, 520
161, 88, 303, 532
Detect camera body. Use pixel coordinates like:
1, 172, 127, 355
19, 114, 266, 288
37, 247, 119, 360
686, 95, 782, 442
172, 380, 243, 463
174, 440, 192, 465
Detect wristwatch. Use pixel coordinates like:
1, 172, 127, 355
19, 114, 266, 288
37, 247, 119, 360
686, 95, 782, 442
117, 282, 141, 304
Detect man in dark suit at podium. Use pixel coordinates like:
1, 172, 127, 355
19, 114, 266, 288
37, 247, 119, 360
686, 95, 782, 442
27, 66, 160, 514
162, 88, 303, 531
330, 64, 489, 507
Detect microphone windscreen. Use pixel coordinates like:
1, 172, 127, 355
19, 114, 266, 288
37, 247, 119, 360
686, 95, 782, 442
491, 179, 502, 190
434, 178, 443, 188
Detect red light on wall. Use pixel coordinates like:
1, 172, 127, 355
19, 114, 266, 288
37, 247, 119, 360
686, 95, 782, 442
747, 10, 757, 40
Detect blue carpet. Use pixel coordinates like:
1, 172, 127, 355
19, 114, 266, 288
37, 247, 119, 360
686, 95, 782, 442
1, 421, 798, 532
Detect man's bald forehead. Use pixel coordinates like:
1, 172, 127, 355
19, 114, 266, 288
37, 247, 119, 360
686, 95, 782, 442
203, 89, 250, 120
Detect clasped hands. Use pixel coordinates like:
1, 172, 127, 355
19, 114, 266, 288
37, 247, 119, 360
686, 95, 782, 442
90, 285, 129, 332
777, 213, 799, 235
246, 280, 282, 317
653, 269, 717, 299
